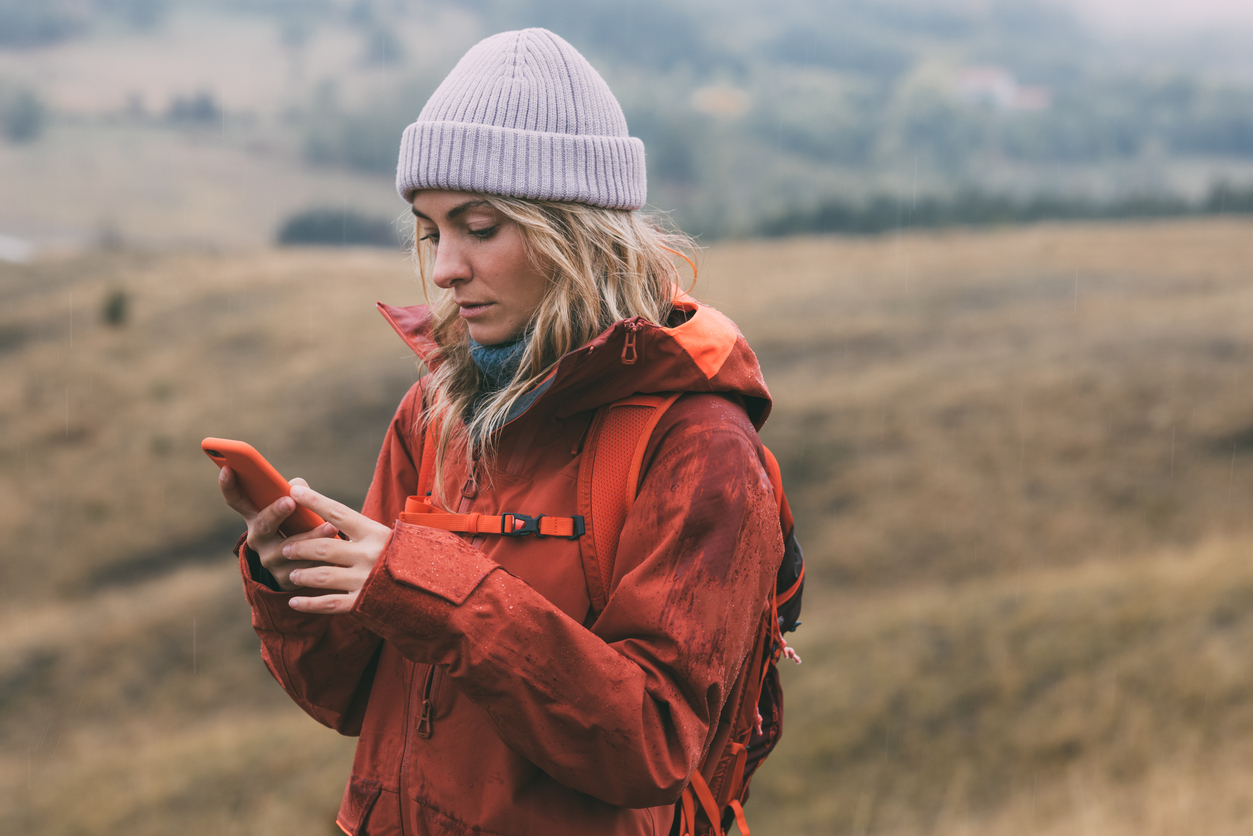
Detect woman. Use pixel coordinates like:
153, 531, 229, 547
219, 28, 785, 836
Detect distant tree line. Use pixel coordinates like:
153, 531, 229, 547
761, 181, 1253, 237
273, 182, 1253, 247
277, 208, 402, 247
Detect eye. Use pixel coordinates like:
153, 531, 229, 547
468, 225, 499, 240
419, 230, 439, 244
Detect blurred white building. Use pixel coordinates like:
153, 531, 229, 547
956, 66, 1052, 111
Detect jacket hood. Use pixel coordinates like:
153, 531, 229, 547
377, 293, 773, 430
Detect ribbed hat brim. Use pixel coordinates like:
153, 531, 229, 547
396, 120, 646, 210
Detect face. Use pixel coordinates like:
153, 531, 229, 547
411, 190, 549, 346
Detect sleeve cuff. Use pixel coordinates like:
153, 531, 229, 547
352, 522, 500, 655
245, 544, 284, 592
234, 532, 285, 593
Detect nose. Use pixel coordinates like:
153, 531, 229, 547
430, 235, 470, 289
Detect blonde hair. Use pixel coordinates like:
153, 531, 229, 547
412, 195, 695, 506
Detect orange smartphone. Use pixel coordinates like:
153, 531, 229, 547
202, 437, 325, 536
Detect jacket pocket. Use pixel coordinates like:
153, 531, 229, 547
336, 777, 383, 835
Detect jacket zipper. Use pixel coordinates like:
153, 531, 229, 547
398, 662, 441, 835
416, 664, 440, 738
457, 461, 478, 514
459, 459, 489, 548
397, 662, 417, 836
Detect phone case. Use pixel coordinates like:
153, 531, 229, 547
202, 437, 325, 536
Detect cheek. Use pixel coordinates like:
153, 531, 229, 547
522, 268, 550, 311
497, 252, 548, 314
485, 228, 548, 323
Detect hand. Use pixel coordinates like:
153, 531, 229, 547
280, 484, 394, 614
218, 469, 339, 591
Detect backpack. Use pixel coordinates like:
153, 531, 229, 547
400, 393, 804, 836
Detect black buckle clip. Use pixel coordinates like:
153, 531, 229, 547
499, 513, 586, 539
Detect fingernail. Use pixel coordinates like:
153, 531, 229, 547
282, 544, 291, 557
290, 485, 304, 498
288, 569, 300, 583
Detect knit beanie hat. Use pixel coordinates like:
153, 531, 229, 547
395, 28, 646, 210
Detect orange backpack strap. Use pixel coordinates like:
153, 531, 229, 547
401, 412, 585, 539
758, 446, 793, 536
399, 496, 585, 538
576, 392, 682, 614
678, 770, 726, 836
579, 391, 796, 836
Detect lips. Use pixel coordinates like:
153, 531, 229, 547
457, 302, 492, 318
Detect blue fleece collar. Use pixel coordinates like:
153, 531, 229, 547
469, 337, 528, 392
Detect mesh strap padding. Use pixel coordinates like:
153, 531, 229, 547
576, 393, 680, 614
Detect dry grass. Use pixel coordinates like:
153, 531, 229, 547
754, 536, 1253, 834
0, 566, 355, 835
4, 709, 355, 836
0, 247, 421, 599
705, 219, 1253, 585
3, 218, 1253, 834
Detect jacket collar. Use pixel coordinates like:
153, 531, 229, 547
376, 292, 772, 429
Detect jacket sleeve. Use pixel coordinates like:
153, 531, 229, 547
349, 402, 782, 807
238, 381, 425, 735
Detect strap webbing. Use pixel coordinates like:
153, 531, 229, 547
729, 800, 750, 836
678, 786, 698, 836
760, 446, 793, 535
726, 742, 748, 807
687, 771, 725, 836
399, 498, 583, 538
777, 562, 805, 607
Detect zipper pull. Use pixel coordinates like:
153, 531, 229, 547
461, 463, 479, 499
621, 322, 641, 365
417, 666, 438, 738
417, 698, 433, 738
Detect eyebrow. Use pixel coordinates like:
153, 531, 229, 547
411, 199, 492, 222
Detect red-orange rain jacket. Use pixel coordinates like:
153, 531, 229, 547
238, 293, 784, 835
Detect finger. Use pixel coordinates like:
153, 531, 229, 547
258, 556, 326, 579
289, 564, 360, 591
289, 591, 358, 615
289, 477, 309, 488
282, 533, 355, 566
289, 484, 364, 539
252, 495, 297, 541
218, 467, 259, 518
282, 521, 340, 543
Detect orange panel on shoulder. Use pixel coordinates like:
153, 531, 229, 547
666, 296, 740, 381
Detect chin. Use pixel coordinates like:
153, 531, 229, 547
468, 327, 506, 345
468, 320, 525, 345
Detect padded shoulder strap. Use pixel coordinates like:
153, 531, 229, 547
577, 393, 681, 615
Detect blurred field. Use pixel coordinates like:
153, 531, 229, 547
3, 218, 1253, 834
0, 121, 403, 250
